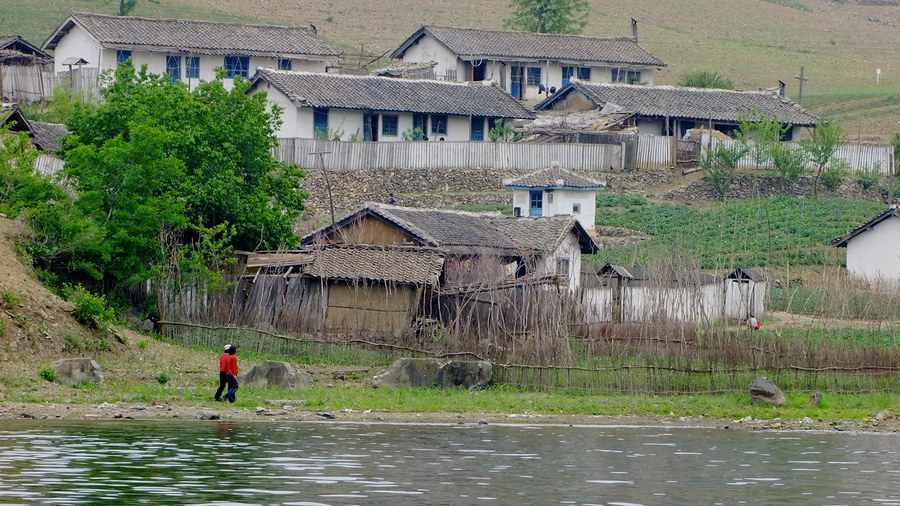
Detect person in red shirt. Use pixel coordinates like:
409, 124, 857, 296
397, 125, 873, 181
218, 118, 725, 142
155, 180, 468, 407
223, 345, 239, 403
214, 344, 231, 402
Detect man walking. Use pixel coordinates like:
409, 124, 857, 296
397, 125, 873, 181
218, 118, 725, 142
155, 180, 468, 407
224, 345, 239, 403
214, 344, 231, 401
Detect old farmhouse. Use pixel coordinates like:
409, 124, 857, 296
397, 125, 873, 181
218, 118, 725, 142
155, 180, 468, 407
250, 69, 533, 141
43, 13, 337, 89
534, 82, 818, 139
390, 25, 666, 101
833, 206, 900, 287
503, 163, 605, 231
1, 35, 53, 103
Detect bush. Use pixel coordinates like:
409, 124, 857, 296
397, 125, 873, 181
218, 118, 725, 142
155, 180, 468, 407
157, 371, 169, 385
677, 70, 733, 90
138, 339, 148, 350
63, 285, 116, 329
62, 334, 82, 352
39, 366, 56, 382
2, 291, 22, 309
858, 172, 880, 189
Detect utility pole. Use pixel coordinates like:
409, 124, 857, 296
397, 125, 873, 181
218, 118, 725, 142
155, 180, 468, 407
794, 66, 807, 106
309, 151, 336, 226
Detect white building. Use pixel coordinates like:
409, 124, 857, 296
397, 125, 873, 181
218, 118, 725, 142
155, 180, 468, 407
390, 25, 666, 101
42, 12, 337, 89
833, 207, 900, 287
249, 69, 533, 141
504, 163, 605, 232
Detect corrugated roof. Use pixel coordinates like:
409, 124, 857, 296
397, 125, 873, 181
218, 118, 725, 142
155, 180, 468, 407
504, 165, 605, 189
535, 82, 818, 126
252, 69, 534, 118
303, 244, 445, 284
43, 13, 337, 58
392, 25, 666, 66
832, 207, 900, 247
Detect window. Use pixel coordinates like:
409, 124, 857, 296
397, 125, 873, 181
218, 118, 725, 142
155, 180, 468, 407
165, 55, 181, 83
529, 190, 543, 216
382, 115, 399, 136
278, 58, 292, 70
562, 66, 574, 86
563, 66, 591, 86
577, 67, 591, 80
412, 114, 427, 139
547, 192, 554, 204
116, 50, 132, 64
224, 55, 250, 79
431, 115, 447, 136
186, 56, 200, 79
556, 257, 570, 276
612, 68, 641, 84
470, 116, 485, 141
313, 108, 329, 139
526, 67, 541, 86
572, 203, 581, 214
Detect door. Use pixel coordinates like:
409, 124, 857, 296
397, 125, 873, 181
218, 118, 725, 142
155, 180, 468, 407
470, 116, 485, 141
472, 61, 486, 81
510, 65, 524, 100
363, 113, 378, 142
529, 190, 543, 216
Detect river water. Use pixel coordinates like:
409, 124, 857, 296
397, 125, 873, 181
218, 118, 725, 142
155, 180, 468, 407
0, 420, 897, 505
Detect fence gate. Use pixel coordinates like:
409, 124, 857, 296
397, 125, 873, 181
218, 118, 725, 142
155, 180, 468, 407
676, 139, 701, 168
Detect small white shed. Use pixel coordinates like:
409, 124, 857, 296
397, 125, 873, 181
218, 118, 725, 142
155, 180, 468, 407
833, 207, 900, 287
723, 267, 767, 321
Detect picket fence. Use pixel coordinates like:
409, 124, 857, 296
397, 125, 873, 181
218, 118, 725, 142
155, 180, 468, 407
1, 67, 99, 104
274, 138, 624, 172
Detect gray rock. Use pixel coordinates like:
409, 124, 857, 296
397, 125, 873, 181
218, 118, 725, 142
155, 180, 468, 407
240, 361, 312, 389
372, 358, 443, 388
51, 358, 104, 386
142, 319, 155, 332
748, 376, 786, 406
196, 412, 220, 420
436, 361, 493, 389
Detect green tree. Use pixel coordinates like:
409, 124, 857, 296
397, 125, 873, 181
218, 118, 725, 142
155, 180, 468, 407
737, 111, 789, 170
503, 0, 590, 34
677, 70, 734, 90
800, 120, 845, 197
61, 61, 307, 290
770, 143, 807, 192
113, 0, 159, 16
701, 140, 749, 200
488, 119, 523, 142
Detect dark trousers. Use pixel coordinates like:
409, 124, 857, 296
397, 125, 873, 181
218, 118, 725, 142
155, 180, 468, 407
225, 374, 238, 403
214, 371, 227, 401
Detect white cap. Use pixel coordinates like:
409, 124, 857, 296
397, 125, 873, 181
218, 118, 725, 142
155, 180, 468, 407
224, 344, 232, 352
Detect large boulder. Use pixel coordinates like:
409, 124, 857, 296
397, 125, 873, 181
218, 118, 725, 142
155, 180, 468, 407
240, 361, 312, 389
749, 376, 786, 406
437, 361, 493, 389
52, 358, 104, 386
372, 358, 442, 388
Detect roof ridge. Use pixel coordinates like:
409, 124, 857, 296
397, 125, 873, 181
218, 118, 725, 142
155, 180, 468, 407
259, 68, 489, 87
71, 12, 316, 31
425, 24, 635, 42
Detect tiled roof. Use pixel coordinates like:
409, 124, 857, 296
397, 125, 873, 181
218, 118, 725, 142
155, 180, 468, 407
504, 165, 605, 189
43, 13, 337, 58
536, 82, 818, 126
252, 69, 534, 118
832, 207, 900, 247
392, 26, 666, 66
30, 121, 68, 153
303, 244, 445, 284
0, 35, 50, 59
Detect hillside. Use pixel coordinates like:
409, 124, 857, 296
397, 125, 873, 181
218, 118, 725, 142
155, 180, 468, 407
2, 0, 898, 140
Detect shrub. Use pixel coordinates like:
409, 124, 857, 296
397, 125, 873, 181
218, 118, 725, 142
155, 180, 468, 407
157, 371, 169, 385
63, 285, 116, 329
2, 291, 22, 309
858, 171, 880, 190
39, 366, 56, 382
0, 320, 6, 336
62, 334, 82, 352
138, 339, 148, 350
677, 70, 733, 90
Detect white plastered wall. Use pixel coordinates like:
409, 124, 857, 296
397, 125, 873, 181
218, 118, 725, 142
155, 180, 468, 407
535, 232, 582, 292
52, 24, 103, 74
845, 217, 900, 286
399, 35, 459, 80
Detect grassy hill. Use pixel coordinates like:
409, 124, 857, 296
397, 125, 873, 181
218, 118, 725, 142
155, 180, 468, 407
2, 0, 898, 138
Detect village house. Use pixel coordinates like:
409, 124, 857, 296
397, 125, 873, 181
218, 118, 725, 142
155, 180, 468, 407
42, 13, 337, 90
1, 107, 68, 176
389, 25, 666, 101
0, 35, 53, 103
503, 163, 605, 231
533, 82, 818, 140
832, 206, 900, 287
249, 69, 533, 141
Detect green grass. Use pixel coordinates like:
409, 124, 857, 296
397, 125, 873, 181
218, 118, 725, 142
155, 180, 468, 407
592, 196, 884, 268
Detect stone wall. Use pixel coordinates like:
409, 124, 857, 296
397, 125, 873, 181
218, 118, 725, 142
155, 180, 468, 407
663, 174, 888, 201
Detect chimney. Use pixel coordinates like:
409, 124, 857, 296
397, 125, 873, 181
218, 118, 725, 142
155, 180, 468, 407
778, 80, 786, 97
631, 19, 638, 42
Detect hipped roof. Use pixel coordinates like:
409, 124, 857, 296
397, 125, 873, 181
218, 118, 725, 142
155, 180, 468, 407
505, 165, 605, 190
251, 69, 533, 118
832, 207, 900, 247
391, 25, 666, 66
535, 82, 818, 126
43, 12, 337, 58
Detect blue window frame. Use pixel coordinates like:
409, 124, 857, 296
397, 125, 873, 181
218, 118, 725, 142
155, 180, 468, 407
116, 50, 131, 64
470, 116, 485, 141
186, 56, 200, 79
510, 66, 524, 99
612, 68, 641, 84
562, 66, 574, 86
382, 115, 399, 137
165, 55, 181, 83
562, 66, 591, 86
431, 115, 447, 136
529, 190, 543, 216
224, 55, 250, 79
578, 67, 591, 80
313, 108, 329, 139
526, 67, 541, 86
278, 58, 292, 70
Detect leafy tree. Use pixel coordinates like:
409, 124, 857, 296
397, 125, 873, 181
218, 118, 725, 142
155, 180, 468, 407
770, 143, 807, 191
61, 61, 307, 290
677, 70, 734, 90
737, 111, 789, 170
701, 141, 749, 200
488, 119, 523, 142
503, 0, 590, 34
800, 120, 845, 196
112, 0, 159, 16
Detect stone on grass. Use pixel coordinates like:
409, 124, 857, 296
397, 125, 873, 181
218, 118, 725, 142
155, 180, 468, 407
748, 376, 785, 406
51, 358, 104, 386
372, 358, 442, 388
240, 361, 312, 389
196, 412, 220, 420
436, 361, 492, 389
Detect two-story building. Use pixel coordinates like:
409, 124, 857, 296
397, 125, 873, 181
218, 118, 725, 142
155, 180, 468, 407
390, 25, 666, 101
249, 69, 533, 141
42, 12, 337, 89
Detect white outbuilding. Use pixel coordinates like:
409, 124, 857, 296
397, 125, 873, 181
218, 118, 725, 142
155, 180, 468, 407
833, 206, 900, 287
504, 163, 605, 232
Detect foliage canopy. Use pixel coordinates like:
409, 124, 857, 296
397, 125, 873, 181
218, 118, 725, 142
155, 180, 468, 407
677, 70, 734, 90
503, 0, 591, 34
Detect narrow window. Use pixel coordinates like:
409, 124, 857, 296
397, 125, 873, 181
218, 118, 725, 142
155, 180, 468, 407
278, 58, 292, 70
313, 108, 329, 139
529, 190, 543, 216
185, 56, 200, 79
470, 116, 485, 141
382, 115, 399, 136
431, 114, 447, 136
116, 50, 132, 64
562, 66, 574, 86
578, 67, 591, 81
547, 192, 554, 204
224, 55, 250, 79
572, 203, 581, 214
412, 114, 427, 140
526, 67, 541, 86
165, 55, 181, 83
